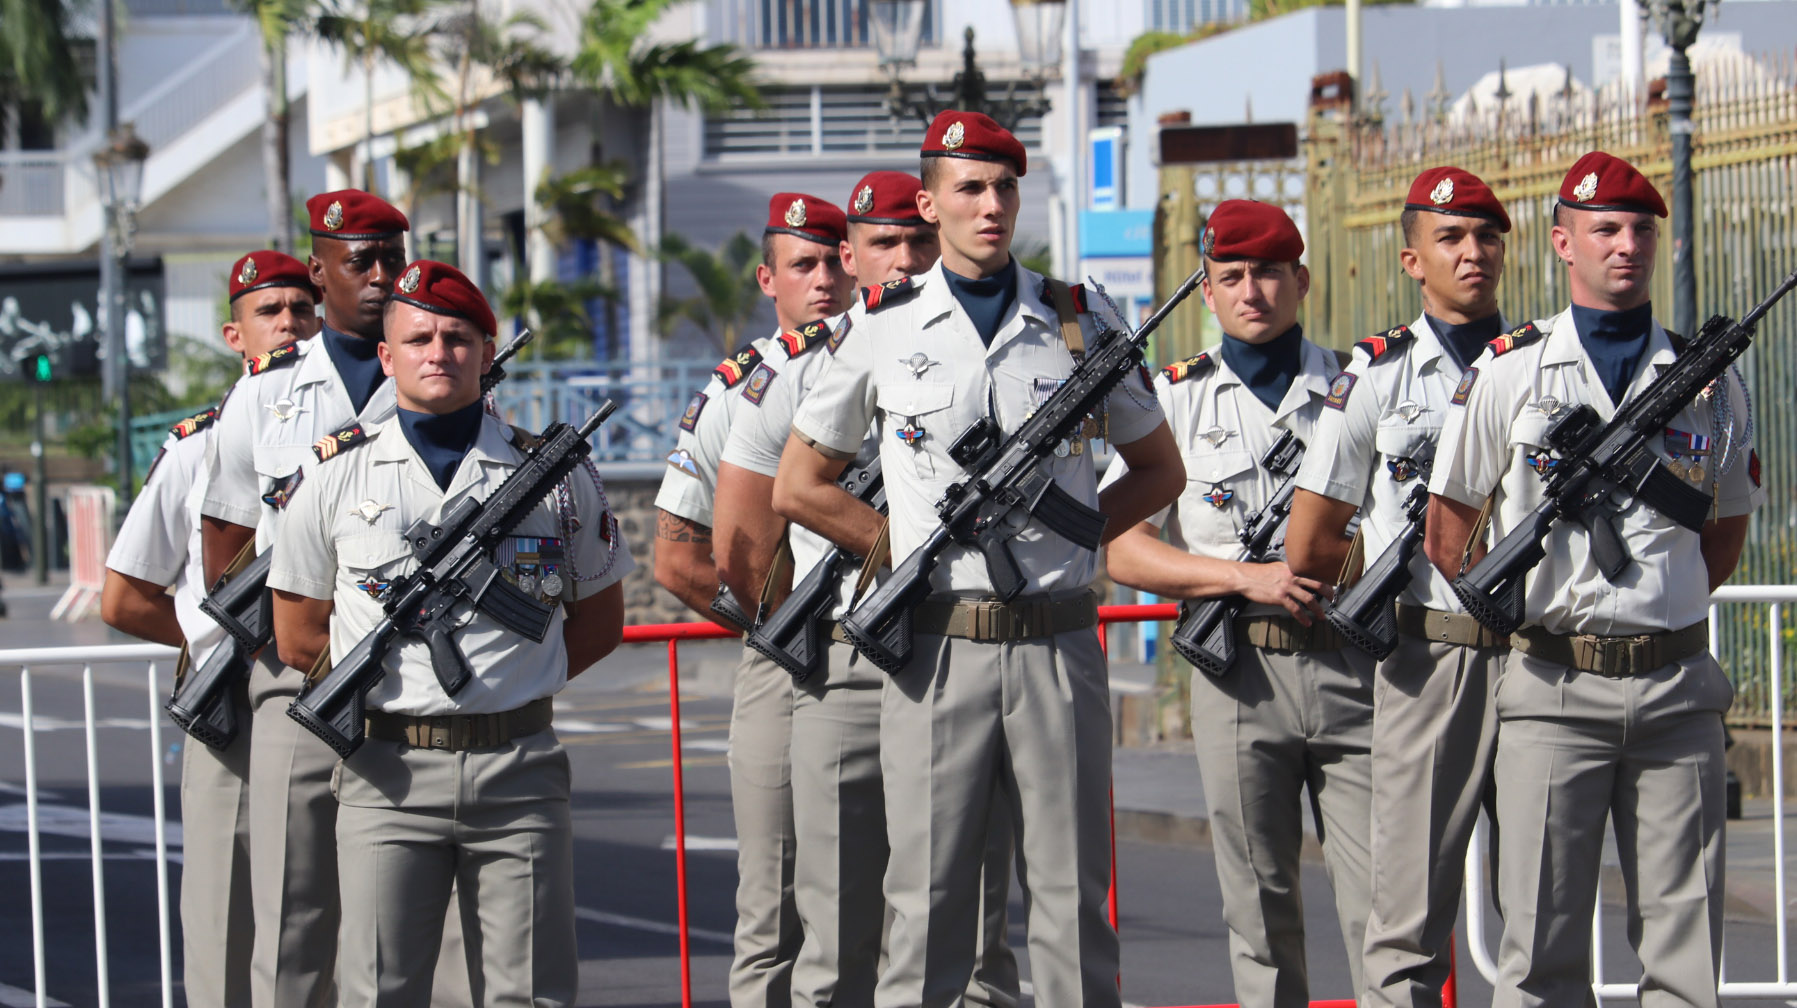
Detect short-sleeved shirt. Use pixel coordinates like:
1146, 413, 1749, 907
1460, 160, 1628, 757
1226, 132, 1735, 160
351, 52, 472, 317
792, 260, 1166, 596
268, 413, 636, 715
203, 336, 398, 549
1100, 337, 1341, 615
653, 331, 785, 530
1295, 313, 1485, 611
105, 424, 224, 654
1428, 306, 1763, 636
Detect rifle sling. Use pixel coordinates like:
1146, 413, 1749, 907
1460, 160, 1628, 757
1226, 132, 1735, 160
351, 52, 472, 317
1460, 492, 1499, 577
851, 519, 891, 606
1043, 278, 1103, 441
758, 539, 795, 619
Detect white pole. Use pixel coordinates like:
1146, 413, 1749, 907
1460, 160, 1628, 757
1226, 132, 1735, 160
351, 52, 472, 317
1620, 0, 1644, 105
1062, 0, 1083, 281
521, 97, 556, 285
1346, 0, 1362, 111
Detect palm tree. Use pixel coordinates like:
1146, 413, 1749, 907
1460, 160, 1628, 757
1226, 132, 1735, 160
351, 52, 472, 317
498, 163, 639, 359
0, 0, 89, 136
239, 0, 308, 251
657, 232, 764, 356
311, 0, 447, 192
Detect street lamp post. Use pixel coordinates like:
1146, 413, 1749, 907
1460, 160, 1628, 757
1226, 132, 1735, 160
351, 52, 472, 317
1641, 0, 1712, 338
94, 123, 150, 503
871, 0, 1065, 131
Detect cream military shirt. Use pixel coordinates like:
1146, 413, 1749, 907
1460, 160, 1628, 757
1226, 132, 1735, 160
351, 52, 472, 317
792, 260, 1166, 596
653, 331, 785, 529
1101, 337, 1341, 616
1295, 314, 1486, 611
268, 412, 635, 715
105, 415, 227, 655
203, 336, 398, 550
1430, 306, 1763, 636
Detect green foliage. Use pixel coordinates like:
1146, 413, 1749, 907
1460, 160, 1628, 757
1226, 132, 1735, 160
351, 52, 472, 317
535, 164, 640, 254
571, 0, 763, 114
1014, 241, 1054, 276
0, 0, 89, 131
657, 232, 764, 354
499, 276, 617, 360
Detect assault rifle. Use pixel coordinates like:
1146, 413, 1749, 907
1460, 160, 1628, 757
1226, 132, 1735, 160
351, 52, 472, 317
1326, 482, 1427, 660
167, 330, 537, 747
710, 586, 753, 634
1452, 268, 1797, 635
1169, 430, 1305, 676
747, 457, 885, 682
838, 267, 1207, 674
288, 401, 617, 758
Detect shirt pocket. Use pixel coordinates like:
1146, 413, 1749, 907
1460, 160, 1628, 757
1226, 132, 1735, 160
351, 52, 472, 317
1508, 415, 1558, 482
1178, 447, 1256, 551
252, 443, 314, 507
1374, 423, 1438, 484
876, 380, 956, 477
339, 531, 416, 597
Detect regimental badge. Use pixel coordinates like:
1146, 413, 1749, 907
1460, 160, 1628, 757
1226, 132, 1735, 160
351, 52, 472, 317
1526, 450, 1559, 477
902, 352, 940, 379
357, 575, 390, 597
266, 397, 306, 423
1387, 457, 1419, 482
1451, 367, 1478, 406
1203, 484, 1233, 509
1430, 177, 1455, 205
1201, 227, 1217, 258
262, 467, 304, 509
1325, 372, 1357, 410
785, 198, 808, 228
1391, 400, 1428, 423
743, 362, 777, 405
323, 200, 345, 231
827, 314, 852, 354
943, 121, 966, 150
237, 258, 258, 285
1572, 171, 1599, 203
398, 265, 422, 294
666, 447, 699, 478
853, 185, 875, 215
1200, 426, 1235, 447
349, 499, 392, 525
897, 421, 926, 447
679, 391, 707, 432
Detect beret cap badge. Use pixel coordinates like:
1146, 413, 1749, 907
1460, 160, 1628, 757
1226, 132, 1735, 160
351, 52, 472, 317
237, 258, 258, 285
398, 265, 422, 294
1572, 172, 1599, 203
854, 185, 874, 215
1201, 226, 1217, 257
943, 121, 966, 150
784, 198, 807, 228
1429, 177, 1454, 205
323, 200, 345, 231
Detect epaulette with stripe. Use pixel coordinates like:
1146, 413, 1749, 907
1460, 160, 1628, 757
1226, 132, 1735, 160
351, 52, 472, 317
713, 345, 763, 388
244, 342, 302, 376
1354, 324, 1413, 361
1488, 322, 1544, 357
1035, 279, 1089, 313
169, 407, 219, 440
1161, 352, 1214, 384
778, 318, 832, 358
312, 422, 371, 462
861, 276, 920, 311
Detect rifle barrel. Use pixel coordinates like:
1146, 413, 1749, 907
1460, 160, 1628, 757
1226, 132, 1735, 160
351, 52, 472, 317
494, 329, 533, 368
1739, 267, 1797, 331
579, 400, 618, 438
1134, 267, 1208, 337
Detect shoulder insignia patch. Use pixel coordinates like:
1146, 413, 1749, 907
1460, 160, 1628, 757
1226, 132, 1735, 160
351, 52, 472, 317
1451, 367, 1479, 405
1325, 371, 1358, 410
312, 423, 370, 462
778, 318, 832, 358
1035, 279, 1089, 313
743, 362, 777, 405
244, 342, 301, 376
679, 391, 707, 432
1355, 325, 1413, 361
1488, 322, 1544, 358
861, 276, 919, 312
827, 314, 853, 355
714, 345, 762, 388
169, 407, 219, 440
1160, 353, 1214, 384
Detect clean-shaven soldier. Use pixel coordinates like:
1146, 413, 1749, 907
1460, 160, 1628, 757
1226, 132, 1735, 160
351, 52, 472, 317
774, 110, 1184, 1008
1428, 151, 1759, 1008
200, 190, 406, 1008
269, 260, 631, 1007
1104, 199, 1373, 1008
101, 250, 320, 1008
1283, 166, 1510, 1008
655, 192, 853, 1008
715, 171, 1021, 1008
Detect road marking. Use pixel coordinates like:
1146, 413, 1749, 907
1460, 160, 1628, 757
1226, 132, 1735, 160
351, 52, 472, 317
554, 719, 632, 733
633, 716, 701, 731
619, 756, 727, 770
574, 907, 733, 945
0, 849, 177, 863
684, 739, 731, 753
0, 801, 183, 848
0, 982, 70, 1007
662, 834, 738, 852
0, 713, 156, 731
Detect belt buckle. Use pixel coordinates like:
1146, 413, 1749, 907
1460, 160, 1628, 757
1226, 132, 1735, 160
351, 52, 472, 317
429, 717, 453, 750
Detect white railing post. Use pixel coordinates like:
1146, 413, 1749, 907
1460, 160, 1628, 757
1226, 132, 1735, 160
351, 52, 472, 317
83, 665, 113, 1008
1772, 602, 1787, 984
22, 668, 48, 1008
147, 662, 174, 1008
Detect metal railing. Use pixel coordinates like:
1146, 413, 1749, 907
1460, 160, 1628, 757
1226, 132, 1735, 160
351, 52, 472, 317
705, 0, 939, 50
0, 155, 68, 217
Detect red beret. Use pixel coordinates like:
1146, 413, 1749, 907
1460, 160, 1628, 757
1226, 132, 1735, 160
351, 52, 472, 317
391, 260, 496, 338
765, 193, 848, 247
229, 250, 320, 303
846, 171, 927, 226
921, 110, 1027, 177
1558, 151, 1667, 218
1201, 200, 1304, 263
1404, 166, 1511, 232
306, 189, 410, 240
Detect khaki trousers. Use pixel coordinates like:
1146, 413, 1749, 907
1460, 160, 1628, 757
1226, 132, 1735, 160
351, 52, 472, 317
875, 629, 1118, 1008
1190, 645, 1374, 1008
1361, 635, 1502, 1008
729, 648, 802, 1008
333, 729, 576, 1008
178, 672, 254, 1008
789, 643, 1020, 1008
1491, 651, 1731, 1008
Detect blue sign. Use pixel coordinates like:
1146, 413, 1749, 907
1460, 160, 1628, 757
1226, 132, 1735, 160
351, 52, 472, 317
1080, 209, 1153, 259
1089, 126, 1124, 211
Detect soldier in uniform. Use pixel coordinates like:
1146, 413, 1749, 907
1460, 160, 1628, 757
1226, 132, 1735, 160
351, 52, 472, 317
1103, 199, 1374, 1008
653, 192, 853, 1007
200, 190, 407, 1008
101, 250, 319, 1008
774, 110, 1183, 1008
1427, 151, 1760, 1008
268, 259, 631, 1006
1283, 166, 1510, 1007
714, 170, 1019, 1008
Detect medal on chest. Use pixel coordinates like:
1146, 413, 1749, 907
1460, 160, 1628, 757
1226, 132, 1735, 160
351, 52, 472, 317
1203, 484, 1234, 509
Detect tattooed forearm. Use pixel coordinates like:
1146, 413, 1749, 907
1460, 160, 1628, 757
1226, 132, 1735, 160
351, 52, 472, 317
657, 510, 713, 544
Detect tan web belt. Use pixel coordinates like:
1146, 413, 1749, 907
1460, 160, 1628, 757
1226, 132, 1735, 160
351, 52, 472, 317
1234, 613, 1346, 653
1395, 604, 1508, 650
364, 697, 554, 751
1510, 621, 1708, 678
910, 591, 1099, 642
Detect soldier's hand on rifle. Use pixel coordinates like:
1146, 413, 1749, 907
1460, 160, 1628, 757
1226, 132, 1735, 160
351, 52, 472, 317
1235, 561, 1332, 624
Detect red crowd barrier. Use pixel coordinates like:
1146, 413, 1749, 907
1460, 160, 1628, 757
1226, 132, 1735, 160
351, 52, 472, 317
630, 605, 1456, 1008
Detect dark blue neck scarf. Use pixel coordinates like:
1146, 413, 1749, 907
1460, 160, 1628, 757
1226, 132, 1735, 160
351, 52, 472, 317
321, 324, 387, 415
1220, 324, 1304, 413
397, 401, 485, 491
943, 259, 1018, 347
1570, 301, 1654, 405
1425, 312, 1504, 373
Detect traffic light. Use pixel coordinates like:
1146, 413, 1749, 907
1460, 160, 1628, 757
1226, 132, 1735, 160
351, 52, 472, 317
31, 353, 51, 382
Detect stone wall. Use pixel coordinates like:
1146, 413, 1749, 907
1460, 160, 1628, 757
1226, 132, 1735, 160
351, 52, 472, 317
601, 470, 693, 626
